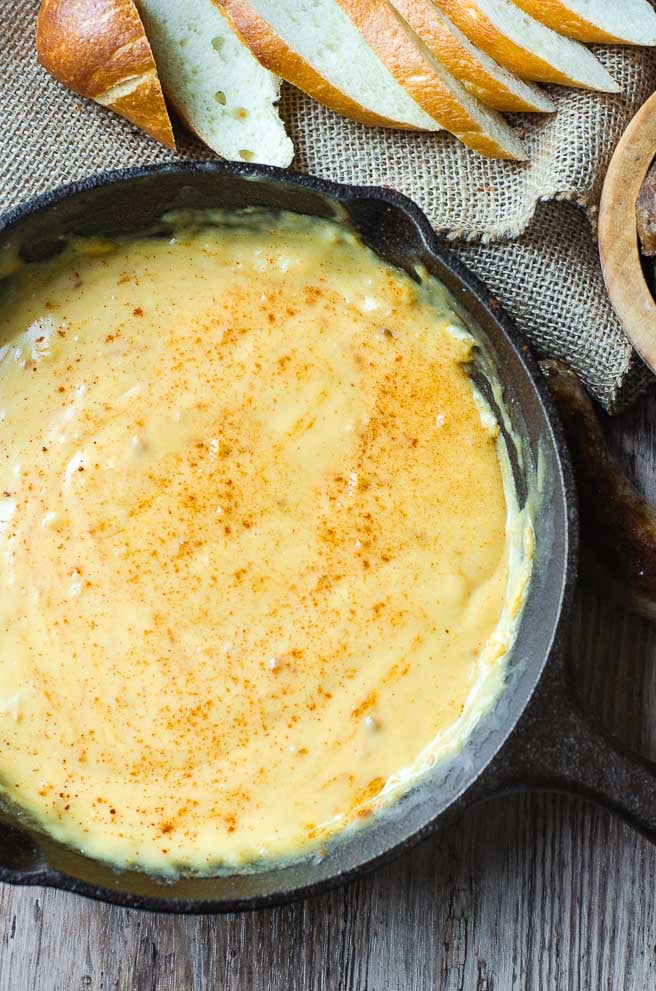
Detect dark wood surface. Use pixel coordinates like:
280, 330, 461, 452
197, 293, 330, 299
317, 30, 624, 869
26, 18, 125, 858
1, 389, 656, 991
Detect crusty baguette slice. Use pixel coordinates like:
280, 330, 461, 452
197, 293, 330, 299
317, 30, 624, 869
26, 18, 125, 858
135, 0, 293, 166
432, 0, 620, 91
36, 0, 176, 149
389, 0, 554, 112
217, 0, 442, 129
337, 0, 527, 158
218, 0, 526, 159
511, 0, 656, 46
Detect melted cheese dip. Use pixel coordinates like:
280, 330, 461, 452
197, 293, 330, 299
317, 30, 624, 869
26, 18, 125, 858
0, 213, 530, 874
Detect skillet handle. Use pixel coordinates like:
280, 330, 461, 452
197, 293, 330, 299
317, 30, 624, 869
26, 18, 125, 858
467, 640, 656, 843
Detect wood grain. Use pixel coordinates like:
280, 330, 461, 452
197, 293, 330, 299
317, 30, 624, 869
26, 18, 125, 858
2, 390, 656, 990
599, 91, 656, 374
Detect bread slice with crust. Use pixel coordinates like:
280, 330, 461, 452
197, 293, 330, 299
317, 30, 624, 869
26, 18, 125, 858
432, 0, 620, 91
218, 0, 527, 159
389, 0, 554, 113
217, 0, 443, 129
337, 0, 527, 157
135, 0, 293, 166
512, 0, 656, 46
36, 0, 176, 149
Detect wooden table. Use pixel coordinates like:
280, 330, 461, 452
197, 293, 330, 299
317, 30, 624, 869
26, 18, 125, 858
2, 388, 656, 991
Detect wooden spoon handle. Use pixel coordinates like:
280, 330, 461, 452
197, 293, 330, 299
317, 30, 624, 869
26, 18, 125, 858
542, 358, 656, 618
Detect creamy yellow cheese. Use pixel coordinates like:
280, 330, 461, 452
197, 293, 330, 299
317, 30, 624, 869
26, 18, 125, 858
0, 213, 530, 874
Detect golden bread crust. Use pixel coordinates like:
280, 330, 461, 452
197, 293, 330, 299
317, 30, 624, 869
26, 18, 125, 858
36, 0, 176, 148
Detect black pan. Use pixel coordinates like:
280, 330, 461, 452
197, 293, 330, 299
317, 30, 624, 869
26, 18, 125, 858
0, 162, 651, 915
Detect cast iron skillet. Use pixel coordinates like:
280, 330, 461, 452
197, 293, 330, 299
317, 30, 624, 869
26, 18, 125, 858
0, 162, 652, 915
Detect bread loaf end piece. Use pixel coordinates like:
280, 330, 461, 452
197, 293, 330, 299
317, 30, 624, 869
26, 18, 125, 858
36, 0, 176, 149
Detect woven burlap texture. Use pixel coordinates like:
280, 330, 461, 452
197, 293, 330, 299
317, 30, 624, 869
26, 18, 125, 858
2, 2, 656, 408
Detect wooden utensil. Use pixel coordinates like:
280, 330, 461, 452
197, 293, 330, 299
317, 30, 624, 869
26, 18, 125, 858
599, 90, 656, 372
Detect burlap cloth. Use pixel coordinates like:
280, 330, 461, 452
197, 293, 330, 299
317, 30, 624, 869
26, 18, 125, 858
3, 1, 656, 409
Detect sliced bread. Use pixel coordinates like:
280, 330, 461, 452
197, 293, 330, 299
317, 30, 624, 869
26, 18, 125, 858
36, 0, 176, 149
511, 0, 656, 46
219, 0, 527, 158
134, 0, 293, 166
389, 0, 554, 112
337, 0, 527, 157
432, 0, 620, 91
217, 0, 443, 130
